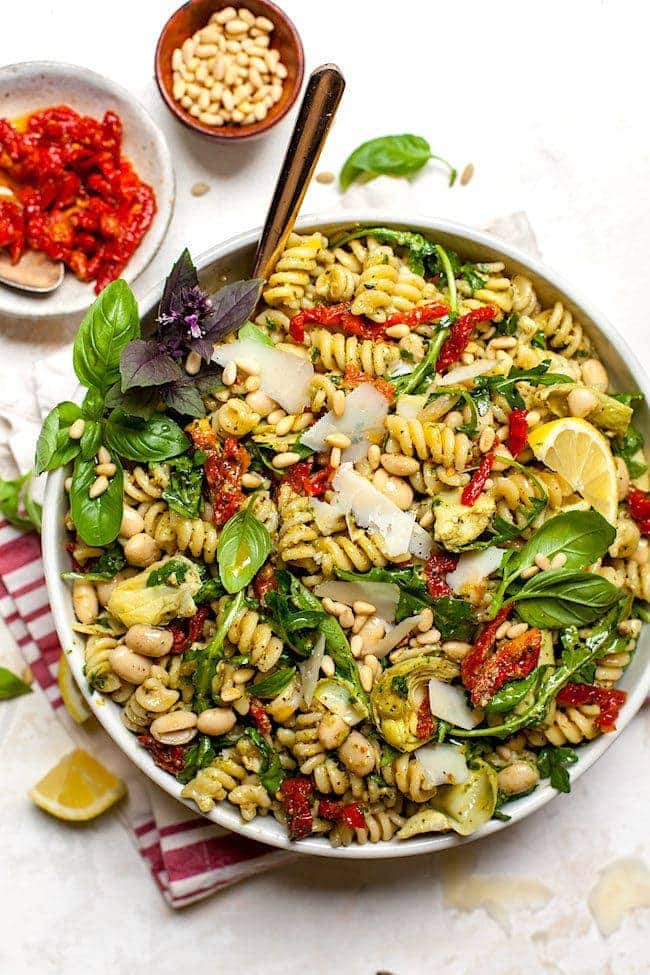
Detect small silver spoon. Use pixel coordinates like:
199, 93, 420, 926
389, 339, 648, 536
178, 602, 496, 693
0, 248, 64, 293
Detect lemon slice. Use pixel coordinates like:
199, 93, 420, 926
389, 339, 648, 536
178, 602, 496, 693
528, 417, 618, 523
29, 749, 126, 821
57, 654, 91, 724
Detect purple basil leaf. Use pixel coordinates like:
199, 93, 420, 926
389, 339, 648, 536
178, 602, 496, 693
163, 379, 207, 418
189, 334, 217, 361
120, 340, 184, 391
159, 249, 199, 321
201, 279, 264, 345
105, 384, 160, 419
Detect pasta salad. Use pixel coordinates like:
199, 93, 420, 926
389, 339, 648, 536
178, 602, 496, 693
38, 225, 650, 846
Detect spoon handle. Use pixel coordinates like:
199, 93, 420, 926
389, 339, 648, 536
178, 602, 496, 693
252, 63, 345, 281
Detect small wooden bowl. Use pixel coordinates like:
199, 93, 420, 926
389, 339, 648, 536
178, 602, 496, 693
155, 0, 304, 141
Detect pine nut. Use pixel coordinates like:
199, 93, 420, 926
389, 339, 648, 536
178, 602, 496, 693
222, 360, 237, 385
326, 432, 352, 449
339, 609, 354, 629
241, 472, 263, 489
69, 418, 85, 440
368, 444, 381, 468
353, 601, 376, 616
496, 622, 511, 640
333, 390, 346, 417
225, 18, 248, 35
273, 452, 301, 468
64, 477, 72, 492
95, 463, 116, 477
418, 608, 434, 632
380, 453, 420, 476
506, 622, 529, 639
520, 564, 540, 579
274, 415, 294, 436
329, 447, 341, 468
550, 552, 567, 569
385, 324, 410, 339
321, 654, 335, 677
89, 476, 108, 498
255, 15, 274, 31
185, 350, 202, 375
534, 554, 551, 571
350, 634, 363, 658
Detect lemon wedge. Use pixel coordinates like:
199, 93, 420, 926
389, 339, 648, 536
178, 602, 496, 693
57, 654, 91, 724
29, 749, 126, 821
528, 417, 618, 524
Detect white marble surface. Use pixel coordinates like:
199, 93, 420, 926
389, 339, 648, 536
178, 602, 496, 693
1, 1, 649, 972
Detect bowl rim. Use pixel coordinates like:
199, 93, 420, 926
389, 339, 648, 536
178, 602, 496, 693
0, 59, 175, 318
154, 0, 305, 141
42, 211, 650, 859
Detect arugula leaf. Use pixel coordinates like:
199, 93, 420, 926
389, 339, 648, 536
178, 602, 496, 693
35, 402, 82, 474
633, 599, 650, 623
496, 312, 519, 337
250, 667, 296, 699
194, 577, 225, 604
512, 569, 622, 627
611, 391, 645, 408
433, 596, 476, 641
177, 734, 216, 784
0, 472, 42, 533
0, 665, 32, 700
390, 327, 450, 395
461, 264, 487, 293
484, 670, 539, 715
340, 135, 456, 190
104, 410, 189, 462
162, 454, 204, 519
61, 543, 126, 582
146, 558, 191, 588
537, 745, 578, 793
531, 330, 547, 350
218, 499, 271, 593
245, 727, 285, 795
193, 591, 245, 709
612, 423, 647, 480
70, 455, 124, 547
478, 361, 573, 410
73, 280, 140, 393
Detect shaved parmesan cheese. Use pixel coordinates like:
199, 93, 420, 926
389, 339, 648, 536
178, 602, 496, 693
588, 858, 650, 937
415, 743, 469, 786
387, 360, 413, 378
314, 580, 400, 623
372, 615, 421, 658
301, 384, 388, 463
441, 863, 552, 934
436, 359, 497, 387
310, 498, 346, 536
428, 678, 479, 730
212, 339, 313, 413
409, 522, 434, 559
446, 547, 505, 594
298, 634, 325, 706
396, 394, 427, 419
332, 464, 413, 556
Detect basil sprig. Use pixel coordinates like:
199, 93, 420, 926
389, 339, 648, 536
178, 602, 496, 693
73, 279, 139, 392
511, 569, 622, 628
0, 665, 33, 700
0, 472, 42, 533
218, 498, 272, 594
537, 746, 579, 793
340, 135, 457, 190
70, 455, 124, 547
104, 411, 188, 462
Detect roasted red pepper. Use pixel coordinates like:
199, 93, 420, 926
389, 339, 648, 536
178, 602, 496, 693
289, 302, 381, 342
468, 628, 542, 707
0, 106, 156, 294
248, 696, 272, 736
628, 489, 650, 535
137, 734, 185, 775
385, 302, 449, 328
318, 798, 366, 830
461, 603, 513, 691
424, 552, 458, 599
204, 437, 250, 525
252, 564, 279, 605
279, 776, 313, 840
436, 306, 496, 373
556, 683, 627, 731
167, 604, 211, 655
341, 364, 395, 404
282, 459, 332, 497
461, 451, 496, 506
416, 695, 437, 740
507, 409, 529, 458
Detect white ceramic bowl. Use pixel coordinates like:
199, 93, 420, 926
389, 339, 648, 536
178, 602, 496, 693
0, 61, 175, 322
42, 213, 650, 858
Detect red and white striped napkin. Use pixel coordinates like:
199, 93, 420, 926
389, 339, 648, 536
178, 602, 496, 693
0, 521, 293, 907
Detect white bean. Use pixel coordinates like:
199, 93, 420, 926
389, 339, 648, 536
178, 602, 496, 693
123, 533, 161, 568
119, 506, 145, 538
125, 624, 174, 658
72, 580, 98, 624
196, 707, 237, 736
108, 645, 151, 685
338, 731, 376, 776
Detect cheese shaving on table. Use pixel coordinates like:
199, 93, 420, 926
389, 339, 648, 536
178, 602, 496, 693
212, 339, 314, 413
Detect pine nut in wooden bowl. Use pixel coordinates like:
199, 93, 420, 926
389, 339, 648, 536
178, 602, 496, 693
155, 0, 304, 141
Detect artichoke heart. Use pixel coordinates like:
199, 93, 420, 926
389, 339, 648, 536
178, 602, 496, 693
107, 556, 202, 627
541, 383, 632, 436
370, 655, 459, 752
434, 488, 495, 551
396, 759, 498, 839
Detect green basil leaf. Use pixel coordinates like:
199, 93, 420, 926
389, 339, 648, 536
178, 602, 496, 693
81, 387, 105, 421
512, 569, 622, 628
433, 596, 476, 642
73, 279, 140, 392
250, 667, 296, 699
104, 411, 189, 462
238, 321, 274, 346
146, 558, 191, 588
531, 330, 547, 350
80, 420, 103, 461
0, 665, 32, 700
218, 500, 271, 594
70, 455, 123, 546
194, 577, 225, 604
0, 472, 41, 533
35, 402, 82, 474
537, 745, 578, 793
340, 134, 456, 190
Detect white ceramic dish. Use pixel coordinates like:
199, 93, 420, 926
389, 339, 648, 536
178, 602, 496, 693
42, 212, 650, 858
0, 61, 175, 322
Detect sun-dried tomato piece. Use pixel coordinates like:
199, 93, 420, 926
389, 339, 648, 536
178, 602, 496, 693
469, 628, 542, 707
166, 605, 210, 655
424, 552, 458, 598
318, 798, 366, 830
289, 302, 385, 342
137, 734, 185, 774
508, 409, 529, 458
385, 302, 449, 328
279, 776, 313, 840
248, 696, 272, 736
461, 604, 513, 691
341, 364, 395, 404
628, 489, 650, 535
416, 695, 437, 740
282, 459, 332, 497
204, 437, 250, 525
436, 306, 496, 372
461, 451, 496, 506
252, 564, 279, 606
557, 683, 627, 731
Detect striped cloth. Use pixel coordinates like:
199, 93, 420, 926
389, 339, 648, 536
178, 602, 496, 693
0, 521, 293, 907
